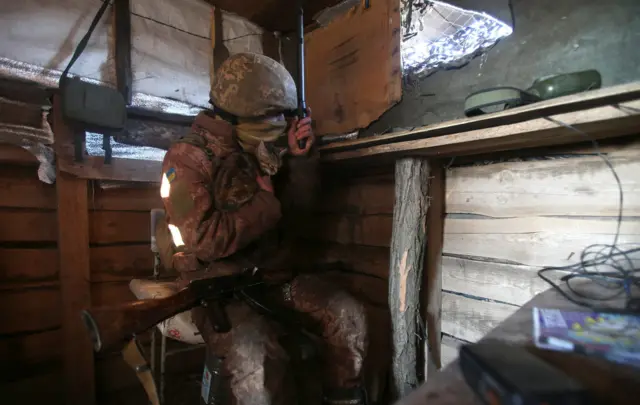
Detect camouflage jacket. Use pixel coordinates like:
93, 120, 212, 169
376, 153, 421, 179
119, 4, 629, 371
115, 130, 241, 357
161, 112, 282, 274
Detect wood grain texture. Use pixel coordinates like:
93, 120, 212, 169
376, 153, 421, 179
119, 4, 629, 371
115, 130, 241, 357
58, 155, 162, 183
91, 184, 162, 211
0, 76, 50, 106
91, 281, 137, 307
0, 245, 154, 285
396, 286, 640, 405
0, 329, 61, 377
0, 165, 56, 209
0, 96, 44, 128
389, 158, 430, 397
424, 162, 445, 374
322, 272, 387, 307
442, 256, 555, 306
91, 245, 155, 282
0, 209, 57, 242
0, 369, 64, 405
56, 171, 95, 404
321, 81, 640, 152
0, 286, 61, 334
443, 217, 640, 268
297, 242, 390, 280
441, 293, 518, 343
446, 144, 640, 217
54, 94, 96, 404
319, 177, 394, 215
89, 211, 151, 244
322, 99, 640, 162
114, 0, 133, 104
305, 0, 401, 135
0, 143, 39, 165
309, 214, 392, 247
0, 248, 58, 283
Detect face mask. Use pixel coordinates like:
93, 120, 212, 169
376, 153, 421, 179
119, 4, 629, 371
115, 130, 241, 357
235, 119, 288, 175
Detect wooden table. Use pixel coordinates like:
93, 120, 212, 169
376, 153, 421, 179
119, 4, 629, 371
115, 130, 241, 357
395, 286, 640, 405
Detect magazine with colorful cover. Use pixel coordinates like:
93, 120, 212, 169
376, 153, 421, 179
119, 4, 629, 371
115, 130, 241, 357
533, 307, 640, 368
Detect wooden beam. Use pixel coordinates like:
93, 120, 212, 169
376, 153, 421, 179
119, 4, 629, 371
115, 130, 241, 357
114, 0, 132, 104
58, 155, 161, 183
53, 95, 96, 405
0, 76, 51, 106
322, 99, 640, 163
56, 172, 95, 404
422, 161, 445, 379
0, 209, 57, 242
0, 143, 39, 165
321, 81, 640, 153
0, 165, 56, 209
89, 211, 151, 244
389, 157, 430, 398
0, 248, 58, 283
90, 183, 162, 211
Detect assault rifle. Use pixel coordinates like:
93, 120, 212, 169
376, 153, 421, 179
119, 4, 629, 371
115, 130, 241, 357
81, 271, 266, 353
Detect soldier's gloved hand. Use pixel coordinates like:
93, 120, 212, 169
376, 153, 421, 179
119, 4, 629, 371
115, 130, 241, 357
287, 107, 314, 156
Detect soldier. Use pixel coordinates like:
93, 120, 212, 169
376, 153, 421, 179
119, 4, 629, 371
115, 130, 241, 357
159, 52, 368, 405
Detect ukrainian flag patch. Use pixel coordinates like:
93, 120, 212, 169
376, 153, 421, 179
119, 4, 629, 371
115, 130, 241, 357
165, 167, 177, 183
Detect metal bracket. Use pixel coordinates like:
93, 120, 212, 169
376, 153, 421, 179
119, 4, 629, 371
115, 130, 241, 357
74, 131, 84, 162
102, 134, 113, 164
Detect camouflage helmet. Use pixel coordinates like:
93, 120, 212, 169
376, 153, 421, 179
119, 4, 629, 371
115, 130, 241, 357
211, 52, 297, 118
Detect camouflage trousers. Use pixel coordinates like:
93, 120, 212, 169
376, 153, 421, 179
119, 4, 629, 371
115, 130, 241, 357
192, 274, 368, 405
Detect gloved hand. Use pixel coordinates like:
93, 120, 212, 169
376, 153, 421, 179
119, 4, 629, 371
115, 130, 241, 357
287, 107, 314, 156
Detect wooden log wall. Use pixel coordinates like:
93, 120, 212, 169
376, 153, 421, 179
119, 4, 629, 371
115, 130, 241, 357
4, 136, 638, 403
309, 137, 640, 374
304, 170, 395, 403
0, 144, 204, 404
0, 146, 62, 404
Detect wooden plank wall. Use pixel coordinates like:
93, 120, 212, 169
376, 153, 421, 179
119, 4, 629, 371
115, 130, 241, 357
309, 138, 640, 373
304, 171, 395, 403
0, 144, 204, 404
439, 139, 640, 365
0, 146, 63, 404
4, 137, 637, 401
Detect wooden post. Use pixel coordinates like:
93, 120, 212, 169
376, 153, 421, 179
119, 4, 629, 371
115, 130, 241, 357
114, 0, 132, 104
53, 96, 96, 405
389, 157, 430, 398
423, 161, 445, 380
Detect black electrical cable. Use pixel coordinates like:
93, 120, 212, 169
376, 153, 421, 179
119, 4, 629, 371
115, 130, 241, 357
508, 0, 516, 30
536, 117, 640, 311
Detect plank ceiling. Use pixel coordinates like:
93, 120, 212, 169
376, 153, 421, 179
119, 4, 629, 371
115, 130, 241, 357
204, 0, 343, 32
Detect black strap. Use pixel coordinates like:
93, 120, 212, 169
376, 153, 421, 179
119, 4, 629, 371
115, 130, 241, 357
212, 104, 238, 125
59, 0, 111, 85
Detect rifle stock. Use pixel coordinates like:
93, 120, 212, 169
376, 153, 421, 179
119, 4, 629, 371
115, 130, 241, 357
81, 273, 263, 353
81, 288, 198, 352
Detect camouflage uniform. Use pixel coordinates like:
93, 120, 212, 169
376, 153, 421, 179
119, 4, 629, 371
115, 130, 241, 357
160, 53, 368, 405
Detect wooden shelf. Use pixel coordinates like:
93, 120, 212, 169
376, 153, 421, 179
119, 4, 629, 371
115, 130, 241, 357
321, 82, 640, 163
53, 83, 640, 182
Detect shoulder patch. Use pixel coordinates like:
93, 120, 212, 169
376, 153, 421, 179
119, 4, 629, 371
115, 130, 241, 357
165, 167, 177, 183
